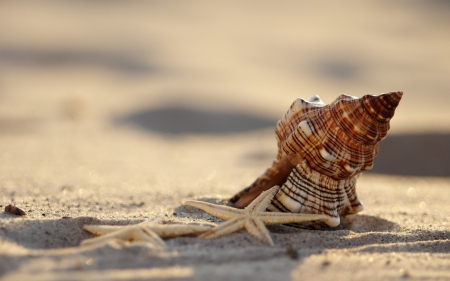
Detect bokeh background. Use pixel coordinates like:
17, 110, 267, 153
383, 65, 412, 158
1, 0, 450, 198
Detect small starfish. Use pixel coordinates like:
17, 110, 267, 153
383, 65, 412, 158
184, 186, 329, 246
81, 221, 214, 249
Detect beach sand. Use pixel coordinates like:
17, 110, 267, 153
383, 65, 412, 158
1, 1, 449, 280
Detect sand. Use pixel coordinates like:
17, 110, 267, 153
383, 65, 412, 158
1, 1, 450, 280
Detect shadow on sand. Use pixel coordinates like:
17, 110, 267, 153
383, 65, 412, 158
115, 104, 277, 135
0, 48, 158, 75
369, 133, 450, 177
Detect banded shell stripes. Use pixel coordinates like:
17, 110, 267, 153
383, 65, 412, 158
229, 91, 403, 228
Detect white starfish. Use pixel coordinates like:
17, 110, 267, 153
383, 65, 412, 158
184, 186, 329, 246
81, 221, 213, 249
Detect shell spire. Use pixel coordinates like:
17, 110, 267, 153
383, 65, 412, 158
229, 91, 403, 229
361, 91, 403, 122
329, 91, 403, 145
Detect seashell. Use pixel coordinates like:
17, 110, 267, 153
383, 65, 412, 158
229, 91, 403, 228
4, 204, 26, 216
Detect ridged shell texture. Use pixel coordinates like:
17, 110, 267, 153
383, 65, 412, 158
230, 91, 403, 228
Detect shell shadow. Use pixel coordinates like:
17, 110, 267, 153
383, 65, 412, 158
338, 214, 398, 232
115, 105, 277, 135
173, 200, 447, 255
264, 214, 398, 234
198, 209, 446, 254
369, 133, 450, 177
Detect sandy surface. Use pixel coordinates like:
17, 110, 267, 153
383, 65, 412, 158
1, 1, 450, 280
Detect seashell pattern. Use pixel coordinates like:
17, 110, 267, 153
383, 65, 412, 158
229, 91, 403, 228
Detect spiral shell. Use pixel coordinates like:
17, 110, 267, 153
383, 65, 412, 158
229, 91, 403, 228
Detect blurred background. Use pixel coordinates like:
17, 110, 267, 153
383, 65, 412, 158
1, 0, 449, 196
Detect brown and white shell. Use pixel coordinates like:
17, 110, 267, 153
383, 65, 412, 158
229, 91, 403, 228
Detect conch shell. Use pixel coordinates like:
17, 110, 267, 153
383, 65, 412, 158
229, 91, 403, 228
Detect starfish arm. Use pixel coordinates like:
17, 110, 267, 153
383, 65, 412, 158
198, 217, 245, 239
246, 186, 280, 213
150, 224, 214, 238
244, 218, 274, 246
81, 226, 165, 249
184, 200, 243, 220
259, 212, 330, 225
139, 227, 167, 248
83, 225, 123, 236
81, 233, 120, 247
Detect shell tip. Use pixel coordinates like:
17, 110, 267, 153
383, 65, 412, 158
361, 91, 403, 122
384, 91, 403, 106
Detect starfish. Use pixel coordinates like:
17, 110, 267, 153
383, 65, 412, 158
184, 186, 329, 246
81, 220, 214, 249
